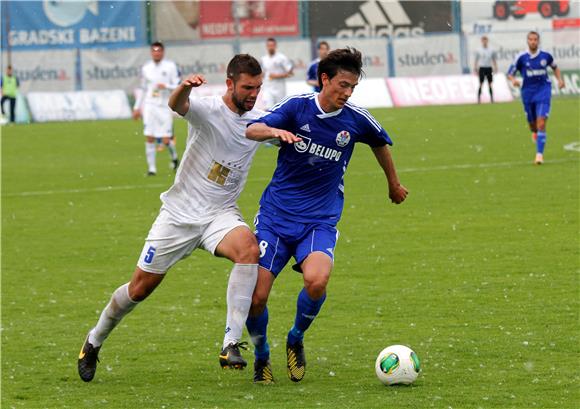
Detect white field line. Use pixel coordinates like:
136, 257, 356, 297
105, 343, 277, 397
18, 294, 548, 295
3, 157, 578, 198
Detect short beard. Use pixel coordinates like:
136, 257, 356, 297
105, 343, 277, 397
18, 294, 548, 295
232, 91, 249, 113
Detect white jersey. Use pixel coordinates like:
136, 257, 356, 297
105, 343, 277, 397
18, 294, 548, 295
475, 47, 496, 68
160, 95, 264, 223
134, 59, 180, 109
261, 52, 293, 98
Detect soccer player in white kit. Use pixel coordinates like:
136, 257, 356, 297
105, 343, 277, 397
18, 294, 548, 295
133, 42, 181, 175
474, 36, 498, 104
260, 38, 293, 109
78, 54, 265, 382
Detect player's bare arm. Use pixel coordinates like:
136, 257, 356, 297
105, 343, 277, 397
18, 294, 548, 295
553, 67, 565, 89
371, 145, 408, 204
507, 74, 520, 88
168, 74, 207, 116
246, 122, 302, 144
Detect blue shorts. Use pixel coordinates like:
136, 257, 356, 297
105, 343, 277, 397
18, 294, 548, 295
523, 99, 551, 123
254, 209, 339, 277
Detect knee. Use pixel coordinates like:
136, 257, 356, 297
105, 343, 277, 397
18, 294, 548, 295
233, 240, 260, 264
304, 274, 329, 299
250, 293, 268, 316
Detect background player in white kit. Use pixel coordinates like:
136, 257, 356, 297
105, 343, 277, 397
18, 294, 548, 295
133, 42, 180, 175
474, 36, 498, 104
78, 54, 265, 382
260, 38, 293, 109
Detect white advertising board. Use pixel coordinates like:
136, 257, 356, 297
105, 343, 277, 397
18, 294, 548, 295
81, 47, 148, 93
393, 34, 462, 77
325, 37, 390, 78
2, 49, 76, 93
27, 90, 131, 122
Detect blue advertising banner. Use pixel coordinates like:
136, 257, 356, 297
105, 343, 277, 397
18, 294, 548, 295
1, 1, 147, 50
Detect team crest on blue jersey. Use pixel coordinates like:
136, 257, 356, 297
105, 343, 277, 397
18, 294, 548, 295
540, 59, 547, 66
295, 134, 311, 153
335, 130, 351, 147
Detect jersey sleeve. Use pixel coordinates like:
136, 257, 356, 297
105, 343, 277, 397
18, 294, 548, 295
547, 53, 557, 69
183, 96, 206, 122
307, 63, 317, 81
133, 66, 146, 109
282, 55, 293, 73
507, 53, 522, 76
248, 96, 297, 129
168, 63, 181, 90
355, 108, 392, 147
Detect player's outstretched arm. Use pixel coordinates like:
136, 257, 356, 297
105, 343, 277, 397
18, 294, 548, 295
246, 123, 302, 144
371, 145, 408, 204
168, 74, 207, 116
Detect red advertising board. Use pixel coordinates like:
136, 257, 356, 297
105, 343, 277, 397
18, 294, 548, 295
199, 1, 299, 39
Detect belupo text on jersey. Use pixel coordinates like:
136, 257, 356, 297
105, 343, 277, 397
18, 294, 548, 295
295, 134, 343, 161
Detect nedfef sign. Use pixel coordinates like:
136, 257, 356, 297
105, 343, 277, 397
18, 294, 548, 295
387, 73, 514, 106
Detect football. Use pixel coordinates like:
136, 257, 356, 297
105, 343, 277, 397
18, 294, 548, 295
375, 345, 421, 385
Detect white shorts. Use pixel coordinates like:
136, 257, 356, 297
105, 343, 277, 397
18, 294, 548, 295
143, 104, 173, 137
137, 208, 248, 274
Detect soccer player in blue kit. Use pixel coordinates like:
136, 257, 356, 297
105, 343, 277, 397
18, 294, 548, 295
245, 48, 408, 383
507, 31, 565, 165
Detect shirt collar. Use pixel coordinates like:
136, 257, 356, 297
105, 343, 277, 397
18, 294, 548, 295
315, 94, 342, 119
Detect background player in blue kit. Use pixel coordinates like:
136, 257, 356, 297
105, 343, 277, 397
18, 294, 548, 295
507, 31, 565, 165
306, 41, 330, 92
245, 48, 408, 383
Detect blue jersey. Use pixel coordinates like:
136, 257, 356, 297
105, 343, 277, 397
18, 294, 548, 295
507, 50, 556, 102
306, 59, 320, 92
251, 93, 392, 225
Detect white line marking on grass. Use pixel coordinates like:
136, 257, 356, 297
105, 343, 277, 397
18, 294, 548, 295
563, 142, 580, 152
4, 158, 578, 198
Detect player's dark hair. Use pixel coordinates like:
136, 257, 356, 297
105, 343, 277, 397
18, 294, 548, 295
227, 54, 262, 82
151, 41, 164, 49
527, 31, 540, 40
266, 37, 276, 43
317, 47, 364, 90
318, 41, 329, 49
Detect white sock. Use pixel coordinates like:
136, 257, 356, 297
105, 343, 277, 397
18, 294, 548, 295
88, 283, 139, 347
145, 142, 156, 173
223, 263, 258, 349
166, 140, 178, 160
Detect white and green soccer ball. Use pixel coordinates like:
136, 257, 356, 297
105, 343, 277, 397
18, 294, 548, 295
375, 345, 421, 385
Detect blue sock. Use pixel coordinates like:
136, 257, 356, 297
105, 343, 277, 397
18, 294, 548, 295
537, 131, 547, 154
246, 307, 270, 361
287, 288, 327, 345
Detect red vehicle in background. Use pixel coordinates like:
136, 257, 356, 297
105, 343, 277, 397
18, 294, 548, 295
493, 0, 570, 20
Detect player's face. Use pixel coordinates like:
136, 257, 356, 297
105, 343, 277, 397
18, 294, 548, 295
151, 46, 164, 63
527, 34, 539, 52
266, 40, 276, 55
321, 70, 359, 110
230, 73, 263, 112
318, 44, 329, 59
481, 37, 488, 47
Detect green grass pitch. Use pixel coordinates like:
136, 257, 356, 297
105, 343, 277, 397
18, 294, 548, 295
2, 98, 579, 408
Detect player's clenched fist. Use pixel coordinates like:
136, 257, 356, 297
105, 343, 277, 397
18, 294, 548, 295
389, 184, 408, 204
183, 74, 207, 88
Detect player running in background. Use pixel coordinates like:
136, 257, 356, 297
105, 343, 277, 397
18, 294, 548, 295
474, 36, 497, 104
306, 41, 330, 92
507, 31, 565, 165
260, 37, 293, 109
133, 42, 181, 175
245, 48, 408, 384
78, 55, 265, 382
